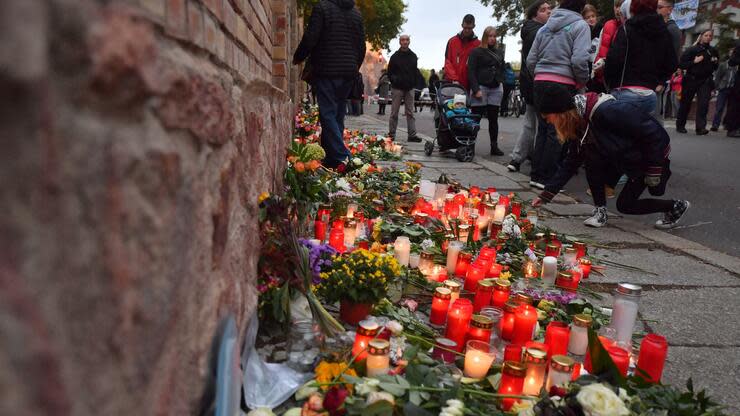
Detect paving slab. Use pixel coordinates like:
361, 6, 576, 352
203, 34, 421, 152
584, 248, 740, 287
638, 287, 740, 346
542, 203, 602, 217
537, 217, 652, 245
416, 161, 482, 169
661, 346, 740, 414
419, 167, 443, 181
446, 169, 525, 190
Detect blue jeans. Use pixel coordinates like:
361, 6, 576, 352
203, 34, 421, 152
611, 88, 657, 116
314, 78, 353, 167
712, 88, 730, 129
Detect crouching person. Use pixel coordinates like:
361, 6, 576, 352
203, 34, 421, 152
532, 90, 690, 229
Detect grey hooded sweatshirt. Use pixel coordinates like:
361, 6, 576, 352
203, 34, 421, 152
526, 8, 591, 86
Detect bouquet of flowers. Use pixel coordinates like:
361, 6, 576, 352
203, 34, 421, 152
316, 249, 401, 305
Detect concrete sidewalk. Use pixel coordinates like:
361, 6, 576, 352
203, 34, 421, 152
345, 114, 740, 412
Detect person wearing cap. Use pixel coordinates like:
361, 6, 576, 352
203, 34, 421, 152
531, 89, 690, 230
444, 94, 478, 131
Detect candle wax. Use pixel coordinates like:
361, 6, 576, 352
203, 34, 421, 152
464, 347, 495, 378
511, 305, 538, 344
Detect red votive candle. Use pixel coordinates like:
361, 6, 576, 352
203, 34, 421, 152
314, 220, 328, 242
454, 251, 473, 277
432, 337, 458, 363
473, 279, 494, 312
467, 314, 494, 343
637, 333, 668, 383
511, 201, 522, 219
544, 321, 570, 358
555, 272, 579, 292
430, 287, 453, 326
491, 278, 511, 308
489, 221, 503, 239
606, 345, 630, 376
351, 319, 379, 360
328, 227, 345, 252
464, 263, 487, 292
545, 243, 561, 258
573, 241, 587, 259
498, 361, 527, 411
474, 256, 493, 272
584, 336, 616, 373
469, 186, 480, 197
445, 298, 473, 352
488, 262, 504, 278
512, 305, 538, 344
524, 341, 549, 357
504, 343, 524, 362
579, 258, 592, 279
571, 362, 582, 381
479, 246, 497, 262
499, 195, 510, 208
501, 301, 519, 341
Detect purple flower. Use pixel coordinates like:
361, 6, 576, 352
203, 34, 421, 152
299, 238, 338, 283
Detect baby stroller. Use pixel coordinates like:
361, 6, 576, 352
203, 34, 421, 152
424, 81, 481, 162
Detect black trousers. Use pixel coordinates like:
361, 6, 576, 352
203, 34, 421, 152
586, 156, 673, 215
473, 105, 500, 149
530, 113, 563, 183
677, 78, 713, 131
500, 85, 513, 114
725, 84, 740, 132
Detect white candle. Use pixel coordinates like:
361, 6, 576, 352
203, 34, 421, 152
420, 180, 436, 200
611, 297, 639, 345
567, 314, 592, 356
435, 184, 448, 201
526, 210, 538, 227
409, 252, 420, 269
463, 340, 496, 378
346, 203, 358, 218
394, 236, 411, 267
344, 224, 357, 248
493, 204, 506, 223
541, 256, 558, 284
366, 340, 390, 377
447, 241, 464, 274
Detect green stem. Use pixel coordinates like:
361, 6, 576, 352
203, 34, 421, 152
403, 332, 465, 357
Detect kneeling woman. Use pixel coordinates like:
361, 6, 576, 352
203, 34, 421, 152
532, 90, 690, 228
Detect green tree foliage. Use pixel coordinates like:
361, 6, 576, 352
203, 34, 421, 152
709, 12, 740, 58
298, 0, 407, 51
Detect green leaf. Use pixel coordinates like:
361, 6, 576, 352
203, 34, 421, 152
487, 373, 502, 390
359, 399, 394, 416
409, 390, 422, 406
586, 327, 627, 387
378, 382, 406, 397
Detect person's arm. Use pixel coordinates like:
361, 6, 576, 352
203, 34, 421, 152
538, 140, 584, 203
467, 50, 480, 94
678, 46, 697, 70
293, 4, 324, 64
526, 32, 542, 76
571, 22, 593, 86
443, 39, 459, 82
594, 21, 615, 64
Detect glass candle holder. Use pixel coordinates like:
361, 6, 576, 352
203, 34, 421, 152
563, 247, 578, 267
513, 292, 534, 306
454, 250, 473, 277
573, 241, 587, 259
611, 283, 642, 345
491, 278, 511, 308
526, 210, 538, 227
314, 220, 328, 242
522, 260, 539, 279
489, 220, 503, 238
579, 258, 592, 279
584, 335, 616, 373
479, 307, 503, 344
488, 262, 504, 278
419, 251, 435, 274
467, 314, 494, 344
432, 337, 458, 363
445, 298, 473, 352
464, 262, 487, 292
637, 333, 668, 383
352, 319, 380, 360
606, 345, 630, 376
446, 241, 464, 274
545, 243, 561, 258
428, 264, 448, 283
444, 279, 462, 304
568, 314, 593, 356
408, 252, 420, 269
478, 246, 497, 262
328, 227, 345, 252
512, 305, 538, 344
498, 361, 527, 411
555, 271, 578, 292
393, 236, 411, 267
430, 287, 453, 326
458, 224, 471, 242
366, 339, 390, 377
510, 201, 522, 219
504, 343, 523, 362
473, 279, 494, 312
546, 355, 575, 391
544, 321, 570, 358
501, 301, 518, 341
522, 346, 548, 395
464, 340, 497, 378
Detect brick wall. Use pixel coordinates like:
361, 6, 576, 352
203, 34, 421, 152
0, 0, 302, 414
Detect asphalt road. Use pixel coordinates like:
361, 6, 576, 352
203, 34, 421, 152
364, 102, 740, 257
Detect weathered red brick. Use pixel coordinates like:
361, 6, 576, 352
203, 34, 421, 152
166, 0, 187, 39
187, 0, 204, 47
139, 0, 166, 20
224, 39, 234, 69
272, 62, 285, 77
274, 31, 285, 47
222, 0, 238, 35
275, 15, 286, 31
202, 0, 222, 20
203, 13, 218, 56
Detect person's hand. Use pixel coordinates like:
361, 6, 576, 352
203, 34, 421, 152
644, 175, 661, 187
694, 55, 704, 64
475, 90, 483, 98
531, 197, 544, 207
656, 85, 664, 93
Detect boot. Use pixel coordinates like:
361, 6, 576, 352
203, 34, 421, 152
490, 141, 504, 156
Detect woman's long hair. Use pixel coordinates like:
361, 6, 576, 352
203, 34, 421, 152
549, 109, 586, 144
479, 26, 497, 48
693, 29, 712, 46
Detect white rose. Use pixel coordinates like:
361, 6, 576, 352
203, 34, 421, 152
576, 383, 630, 416
439, 399, 465, 416
355, 378, 380, 396
386, 320, 404, 335
366, 391, 395, 406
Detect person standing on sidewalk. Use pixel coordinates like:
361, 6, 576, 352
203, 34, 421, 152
526, 0, 591, 190
668, 69, 683, 118
676, 30, 719, 135
293, 0, 365, 169
507, 0, 552, 173
725, 41, 740, 137
468, 26, 506, 156
443, 14, 481, 90
387, 34, 421, 142
375, 69, 391, 115
428, 69, 440, 110
499, 63, 516, 116
531, 91, 690, 229
657, 0, 682, 119
711, 58, 736, 131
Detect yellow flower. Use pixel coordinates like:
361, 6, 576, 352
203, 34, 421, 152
258, 191, 270, 203
500, 271, 512, 280
538, 299, 555, 312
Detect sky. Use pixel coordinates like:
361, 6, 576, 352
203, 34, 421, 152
382, 0, 522, 70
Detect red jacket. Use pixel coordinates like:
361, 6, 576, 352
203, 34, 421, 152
594, 19, 621, 83
444, 33, 481, 90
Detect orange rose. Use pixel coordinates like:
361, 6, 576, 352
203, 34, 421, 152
294, 161, 305, 172
308, 160, 321, 171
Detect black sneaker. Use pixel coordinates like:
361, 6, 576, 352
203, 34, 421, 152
710, 126, 719, 132
655, 200, 690, 229
490, 147, 504, 156
408, 136, 422, 143
506, 160, 520, 172
676, 127, 688, 133
696, 129, 709, 135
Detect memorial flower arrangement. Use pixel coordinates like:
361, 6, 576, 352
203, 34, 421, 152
315, 249, 401, 305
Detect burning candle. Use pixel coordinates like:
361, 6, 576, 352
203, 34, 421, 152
606, 345, 630, 376
467, 315, 494, 344
444, 280, 461, 303
346, 203, 358, 218
526, 210, 538, 227
479, 307, 503, 344
366, 340, 390, 377
491, 279, 511, 308
504, 343, 523, 362
611, 283, 642, 345
523, 260, 539, 279
546, 355, 575, 391
501, 301, 518, 341
429, 265, 448, 282
446, 241, 464, 274
579, 258, 592, 279
573, 241, 587, 259
464, 263, 487, 292
314, 220, 328, 242
408, 252, 420, 269
445, 299, 473, 352
430, 287, 453, 326
511, 201, 522, 219
545, 244, 561, 258
351, 319, 380, 360
458, 224, 471, 242
432, 338, 458, 363
489, 220, 503, 240
454, 251, 473, 277
540, 256, 558, 284
393, 236, 410, 267
473, 279, 494, 312
544, 321, 570, 358
464, 340, 497, 379
522, 347, 548, 395
344, 218, 357, 248
419, 251, 435, 274
492, 204, 506, 223
513, 292, 534, 306
512, 305, 538, 344
563, 247, 578, 267
568, 314, 593, 356
637, 333, 668, 383
328, 227, 345, 252
498, 361, 527, 411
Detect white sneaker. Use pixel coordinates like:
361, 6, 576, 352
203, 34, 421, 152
529, 180, 545, 190
584, 207, 608, 227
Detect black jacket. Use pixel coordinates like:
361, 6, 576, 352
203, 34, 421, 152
428, 73, 440, 93
604, 13, 677, 90
293, 0, 366, 79
388, 49, 419, 90
680, 43, 720, 84
543, 96, 670, 199
467, 46, 504, 93
519, 19, 544, 104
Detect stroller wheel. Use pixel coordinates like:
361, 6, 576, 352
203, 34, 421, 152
424, 140, 434, 156
456, 145, 475, 162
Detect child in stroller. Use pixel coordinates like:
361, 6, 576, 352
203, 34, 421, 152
445, 94, 480, 133
425, 82, 481, 162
